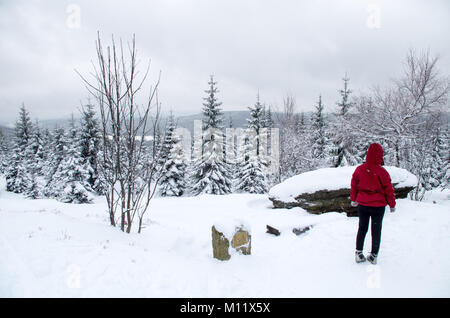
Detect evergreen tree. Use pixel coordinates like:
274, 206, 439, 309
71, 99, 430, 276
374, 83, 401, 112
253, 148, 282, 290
52, 119, 92, 203
44, 127, 68, 197
191, 75, 232, 195
263, 106, 275, 129
311, 95, 330, 168
158, 113, 176, 168
236, 93, 269, 193
159, 134, 187, 197
427, 125, 449, 189
228, 115, 233, 129
247, 93, 265, 155
0, 129, 8, 174
159, 113, 187, 196
6, 104, 33, 193
330, 74, 359, 167
236, 132, 268, 194
27, 122, 45, 174
24, 122, 45, 198
79, 103, 103, 194
337, 74, 352, 116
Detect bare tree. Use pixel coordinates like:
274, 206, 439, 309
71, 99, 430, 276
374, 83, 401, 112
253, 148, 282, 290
354, 49, 449, 166
77, 33, 165, 233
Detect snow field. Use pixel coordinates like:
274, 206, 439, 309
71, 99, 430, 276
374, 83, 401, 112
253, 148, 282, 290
0, 181, 449, 297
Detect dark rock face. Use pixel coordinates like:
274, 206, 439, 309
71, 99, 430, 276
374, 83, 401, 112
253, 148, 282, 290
269, 184, 415, 216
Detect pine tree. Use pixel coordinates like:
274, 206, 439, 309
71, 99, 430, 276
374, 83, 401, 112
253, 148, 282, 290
159, 113, 187, 196
263, 106, 275, 129
158, 113, 176, 168
6, 104, 33, 193
159, 135, 187, 197
236, 132, 268, 194
228, 115, 233, 129
24, 122, 45, 198
0, 129, 8, 174
236, 93, 269, 193
26, 173, 41, 199
429, 125, 449, 188
27, 122, 45, 174
201, 75, 223, 130
44, 127, 68, 197
311, 95, 330, 168
191, 75, 232, 195
337, 74, 352, 116
330, 74, 359, 167
79, 103, 103, 194
247, 93, 265, 155
52, 119, 92, 203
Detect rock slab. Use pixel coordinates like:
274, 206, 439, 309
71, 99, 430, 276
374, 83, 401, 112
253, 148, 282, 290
269, 166, 417, 216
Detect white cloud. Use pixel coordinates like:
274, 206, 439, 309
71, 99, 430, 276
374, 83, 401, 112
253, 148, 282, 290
0, 0, 449, 124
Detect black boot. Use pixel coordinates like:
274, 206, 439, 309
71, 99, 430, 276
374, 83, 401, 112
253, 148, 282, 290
355, 250, 366, 263
367, 253, 377, 265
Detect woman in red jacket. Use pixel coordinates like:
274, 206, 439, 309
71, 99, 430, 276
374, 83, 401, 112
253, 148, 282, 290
350, 143, 396, 264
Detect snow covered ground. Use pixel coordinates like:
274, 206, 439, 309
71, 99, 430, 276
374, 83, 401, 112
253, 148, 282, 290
0, 177, 449, 298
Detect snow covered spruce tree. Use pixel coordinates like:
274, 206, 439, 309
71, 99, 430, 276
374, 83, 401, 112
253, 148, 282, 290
50, 118, 92, 203
78, 34, 165, 233
159, 114, 187, 196
79, 103, 103, 194
24, 121, 45, 198
261, 105, 278, 187
157, 114, 176, 172
236, 94, 268, 193
407, 114, 449, 200
263, 106, 275, 130
44, 127, 68, 198
190, 75, 232, 195
310, 95, 331, 168
432, 125, 449, 189
330, 74, 360, 167
0, 129, 9, 174
6, 104, 33, 193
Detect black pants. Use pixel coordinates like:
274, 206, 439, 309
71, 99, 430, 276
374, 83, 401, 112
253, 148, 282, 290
356, 205, 385, 255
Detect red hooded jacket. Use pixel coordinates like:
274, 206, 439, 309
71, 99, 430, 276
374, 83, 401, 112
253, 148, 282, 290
350, 143, 396, 208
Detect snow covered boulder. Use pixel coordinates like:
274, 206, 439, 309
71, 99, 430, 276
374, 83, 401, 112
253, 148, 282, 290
212, 222, 251, 261
269, 166, 417, 215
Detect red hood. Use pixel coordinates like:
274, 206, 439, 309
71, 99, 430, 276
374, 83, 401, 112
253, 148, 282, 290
366, 143, 384, 165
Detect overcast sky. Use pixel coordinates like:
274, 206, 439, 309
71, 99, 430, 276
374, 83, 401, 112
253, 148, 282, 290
0, 0, 449, 125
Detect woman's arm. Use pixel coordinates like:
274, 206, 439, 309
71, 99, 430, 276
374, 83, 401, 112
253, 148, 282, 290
350, 168, 360, 202
380, 169, 396, 208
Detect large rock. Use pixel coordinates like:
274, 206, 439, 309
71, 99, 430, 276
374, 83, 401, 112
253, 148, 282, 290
212, 226, 231, 261
269, 166, 417, 216
212, 222, 251, 261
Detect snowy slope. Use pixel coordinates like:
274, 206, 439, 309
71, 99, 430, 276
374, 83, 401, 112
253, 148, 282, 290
0, 177, 449, 297
269, 166, 418, 203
